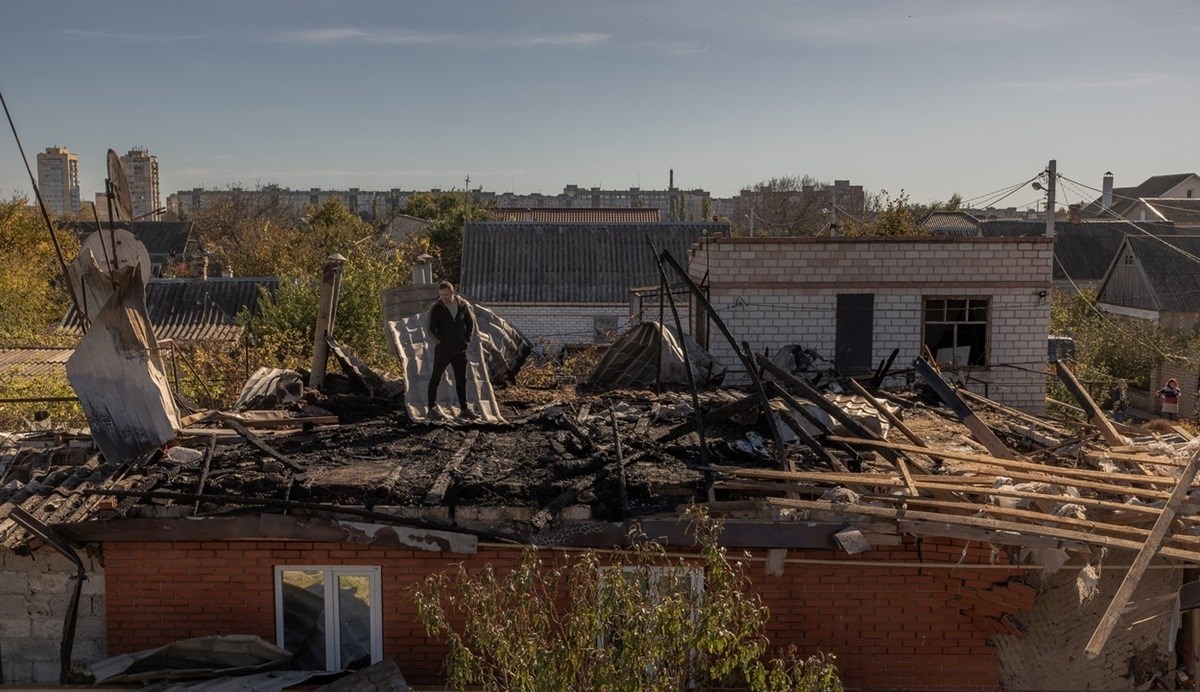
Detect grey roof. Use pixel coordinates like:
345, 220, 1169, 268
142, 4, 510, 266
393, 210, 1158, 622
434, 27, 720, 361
460, 222, 728, 304
1082, 174, 1198, 217
921, 211, 979, 235
68, 221, 194, 260
63, 277, 277, 341
1115, 236, 1200, 312
978, 219, 1180, 284
0, 347, 73, 378
1143, 198, 1200, 227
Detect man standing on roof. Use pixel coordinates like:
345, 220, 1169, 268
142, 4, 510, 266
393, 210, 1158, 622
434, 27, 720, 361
426, 281, 477, 420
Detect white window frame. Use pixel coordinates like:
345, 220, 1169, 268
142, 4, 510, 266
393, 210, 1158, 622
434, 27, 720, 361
274, 565, 383, 671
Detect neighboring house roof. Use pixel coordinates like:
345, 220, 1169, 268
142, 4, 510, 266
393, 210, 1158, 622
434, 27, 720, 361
68, 221, 195, 260
977, 219, 1178, 285
461, 222, 728, 304
490, 207, 662, 223
382, 214, 432, 244
1082, 174, 1199, 217
1142, 198, 1200, 227
921, 210, 980, 236
1097, 235, 1200, 313
62, 277, 278, 341
0, 347, 73, 378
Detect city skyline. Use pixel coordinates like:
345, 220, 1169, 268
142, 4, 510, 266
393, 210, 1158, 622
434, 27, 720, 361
1, 1, 1198, 208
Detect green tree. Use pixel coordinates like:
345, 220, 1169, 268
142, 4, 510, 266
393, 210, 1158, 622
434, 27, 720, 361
1049, 289, 1168, 399
842, 189, 928, 237
0, 196, 79, 346
401, 191, 491, 284
413, 510, 842, 691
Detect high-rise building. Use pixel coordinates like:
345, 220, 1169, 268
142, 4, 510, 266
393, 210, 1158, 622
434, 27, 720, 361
36, 147, 80, 216
120, 147, 161, 220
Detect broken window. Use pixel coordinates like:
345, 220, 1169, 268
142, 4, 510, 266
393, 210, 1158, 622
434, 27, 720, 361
923, 297, 989, 367
274, 566, 382, 672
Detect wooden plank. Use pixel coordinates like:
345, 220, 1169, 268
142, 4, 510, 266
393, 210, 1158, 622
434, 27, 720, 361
765, 381, 848, 473
226, 420, 304, 472
957, 388, 1069, 437
1055, 360, 1124, 447
658, 393, 762, 443
1084, 450, 1190, 469
825, 435, 1182, 490
423, 430, 479, 506
763, 497, 1200, 564
848, 378, 929, 450
913, 357, 1019, 459
1085, 444, 1200, 658
612, 408, 632, 514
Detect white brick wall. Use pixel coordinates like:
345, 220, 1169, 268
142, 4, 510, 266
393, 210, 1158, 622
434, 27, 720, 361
691, 237, 1053, 412
0, 548, 106, 683
485, 304, 631, 354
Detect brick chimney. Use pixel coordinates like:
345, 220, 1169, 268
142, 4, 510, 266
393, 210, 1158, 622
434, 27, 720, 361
1068, 204, 1082, 223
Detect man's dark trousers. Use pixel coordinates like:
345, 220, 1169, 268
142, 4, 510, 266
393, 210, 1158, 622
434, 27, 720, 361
428, 349, 468, 411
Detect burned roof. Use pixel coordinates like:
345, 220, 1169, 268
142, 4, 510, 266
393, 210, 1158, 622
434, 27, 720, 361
460, 222, 728, 304
61, 277, 278, 341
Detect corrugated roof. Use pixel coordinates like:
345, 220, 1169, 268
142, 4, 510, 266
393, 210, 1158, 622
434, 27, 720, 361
460, 222, 728, 304
0, 449, 130, 551
1122, 235, 1200, 312
922, 211, 980, 235
978, 219, 1180, 284
490, 208, 662, 223
62, 277, 278, 341
1143, 198, 1200, 227
68, 221, 194, 260
1082, 174, 1198, 217
0, 347, 74, 378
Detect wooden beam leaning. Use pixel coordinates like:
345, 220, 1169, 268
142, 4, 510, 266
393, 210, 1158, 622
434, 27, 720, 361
1055, 360, 1124, 447
1085, 444, 1200, 658
765, 381, 849, 474
659, 393, 762, 443
912, 357, 1019, 460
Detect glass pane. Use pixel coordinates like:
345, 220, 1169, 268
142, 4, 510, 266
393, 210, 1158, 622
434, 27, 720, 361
281, 570, 326, 670
924, 299, 944, 322
338, 575, 373, 670
945, 299, 967, 322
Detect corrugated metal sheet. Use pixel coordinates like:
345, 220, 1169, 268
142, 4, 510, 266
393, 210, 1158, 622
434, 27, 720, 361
490, 208, 662, 223
62, 277, 277, 342
922, 211, 979, 235
0, 449, 129, 550
1144, 198, 1200, 227
0, 347, 74, 378
461, 222, 728, 304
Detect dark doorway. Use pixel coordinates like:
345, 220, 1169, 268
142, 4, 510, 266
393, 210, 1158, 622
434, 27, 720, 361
835, 294, 874, 373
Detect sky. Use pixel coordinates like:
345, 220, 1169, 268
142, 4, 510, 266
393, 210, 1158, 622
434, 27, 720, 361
0, 0, 1197, 209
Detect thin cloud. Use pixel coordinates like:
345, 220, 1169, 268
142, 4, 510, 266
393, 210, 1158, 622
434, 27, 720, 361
58, 28, 208, 42
270, 27, 609, 49
993, 72, 1182, 92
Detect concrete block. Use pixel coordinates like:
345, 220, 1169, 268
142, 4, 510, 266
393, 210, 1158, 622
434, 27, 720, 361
80, 572, 105, 596
71, 637, 106, 665
28, 593, 69, 617
45, 551, 80, 573
0, 594, 30, 617
29, 572, 70, 594
0, 617, 32, 638
74, 616, 107, 641
32, 617, 63, 639
0, 572, 30, 596
1, 552, 42, 573
33, 660, 60, 683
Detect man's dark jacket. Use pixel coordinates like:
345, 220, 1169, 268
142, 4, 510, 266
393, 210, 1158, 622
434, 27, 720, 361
428, 299, 475, 354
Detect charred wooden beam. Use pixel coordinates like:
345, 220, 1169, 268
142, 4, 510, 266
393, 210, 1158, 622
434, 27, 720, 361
869, 348, 900, 389
423, 430, 479, 506
659, 393, 762, 443
192, 434, 217, 514
612, 408, 632, 517
531, 477, 593, 531
764, 381, 847, 473
912, 357, 1019, 459
226, 420, 305, 472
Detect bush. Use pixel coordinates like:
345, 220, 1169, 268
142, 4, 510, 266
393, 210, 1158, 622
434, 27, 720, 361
413, 509, 842, 691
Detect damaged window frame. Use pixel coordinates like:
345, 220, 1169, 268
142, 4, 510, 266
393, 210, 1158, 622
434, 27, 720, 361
273, 565, 383, 672
922, 296, 990, 367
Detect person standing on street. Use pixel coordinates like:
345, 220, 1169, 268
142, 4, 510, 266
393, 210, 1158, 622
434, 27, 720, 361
426, 281, 476, 420
1156, 378, 1181, 421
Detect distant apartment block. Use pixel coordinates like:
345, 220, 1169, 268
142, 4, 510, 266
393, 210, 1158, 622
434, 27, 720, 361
493, 184, 711, 222
36, 147, 80, 216
168, 186, 416, 221
120, 148, 162, 220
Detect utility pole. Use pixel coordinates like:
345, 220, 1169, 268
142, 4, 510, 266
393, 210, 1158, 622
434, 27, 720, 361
1045, 159, 1056, 238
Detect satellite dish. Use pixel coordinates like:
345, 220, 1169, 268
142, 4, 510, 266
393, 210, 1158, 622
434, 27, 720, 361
106, 149, 133, 222
80, 228, 151, 287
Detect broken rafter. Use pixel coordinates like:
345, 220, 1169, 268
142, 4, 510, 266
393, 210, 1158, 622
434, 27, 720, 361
765, 381, 849, 474
1085, 444, 1200, 658
912, 357, 1019, 460
659, 393, 761, 443
762, 497, 1200, 564
1055, 360, 1124, 447
226, 420, 304, 473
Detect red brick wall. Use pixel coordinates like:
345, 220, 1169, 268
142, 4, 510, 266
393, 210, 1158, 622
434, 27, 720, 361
102, 537, 1029, 690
